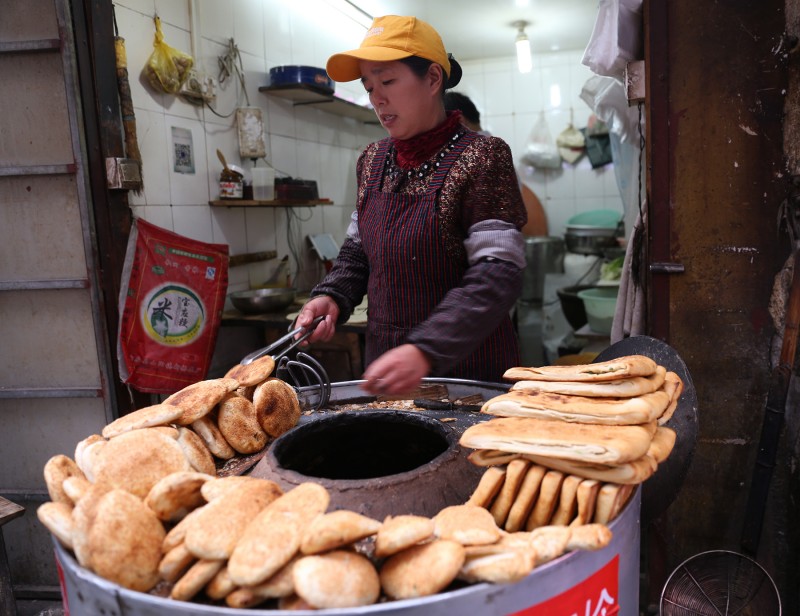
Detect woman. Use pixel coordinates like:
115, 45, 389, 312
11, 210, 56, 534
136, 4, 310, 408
295, 15, 528, 395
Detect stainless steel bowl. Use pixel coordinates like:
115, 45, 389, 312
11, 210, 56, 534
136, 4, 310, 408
564, 224, 620, 255
229, 287, 297, 314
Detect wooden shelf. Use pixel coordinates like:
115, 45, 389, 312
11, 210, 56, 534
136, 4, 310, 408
210, 198, 333, 208
259, 83, 378, 124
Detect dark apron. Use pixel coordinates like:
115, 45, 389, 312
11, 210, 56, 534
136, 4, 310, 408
358, 135, 519, 382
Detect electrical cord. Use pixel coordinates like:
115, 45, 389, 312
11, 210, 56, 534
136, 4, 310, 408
285, 206, 314, 288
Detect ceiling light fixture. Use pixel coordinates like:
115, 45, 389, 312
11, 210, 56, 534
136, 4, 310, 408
513, 20, 532, 74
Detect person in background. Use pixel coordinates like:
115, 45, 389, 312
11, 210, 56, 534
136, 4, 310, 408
295, 15, 528, 395
444, 91, 491, 136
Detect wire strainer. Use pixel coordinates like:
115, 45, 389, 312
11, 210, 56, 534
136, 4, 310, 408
660, 550, 780, 615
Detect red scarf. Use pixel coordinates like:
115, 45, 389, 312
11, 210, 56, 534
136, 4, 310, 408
392, 111, 463, 169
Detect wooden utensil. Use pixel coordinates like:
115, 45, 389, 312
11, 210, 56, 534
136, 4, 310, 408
216, 149, 231, 172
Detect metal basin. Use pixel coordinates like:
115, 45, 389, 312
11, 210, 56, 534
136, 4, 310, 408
229, 287, 296, 314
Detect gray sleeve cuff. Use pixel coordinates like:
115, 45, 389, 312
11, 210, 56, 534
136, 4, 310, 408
464, 220, 526, 269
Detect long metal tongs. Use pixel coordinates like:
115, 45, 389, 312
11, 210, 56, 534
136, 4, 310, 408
239, 315, 325, 365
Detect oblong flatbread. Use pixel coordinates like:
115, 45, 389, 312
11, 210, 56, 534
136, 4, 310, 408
510, 365, 666, 397
524, 453, 657, 485
481, 389, 670, 425
504, 355, 658, 383
460, 417, 657, 465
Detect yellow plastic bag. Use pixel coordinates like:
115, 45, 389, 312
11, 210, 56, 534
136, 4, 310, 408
143, 16, 193, 94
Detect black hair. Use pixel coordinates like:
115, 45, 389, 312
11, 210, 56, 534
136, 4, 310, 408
398, 54, 462, 91
444, 92, 480, 125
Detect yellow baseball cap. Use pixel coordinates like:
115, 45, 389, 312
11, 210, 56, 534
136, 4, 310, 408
326, 15, 451, 82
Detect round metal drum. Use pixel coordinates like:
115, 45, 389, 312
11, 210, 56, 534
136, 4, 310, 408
53, 487, 640, 615
51, 378, 643, 615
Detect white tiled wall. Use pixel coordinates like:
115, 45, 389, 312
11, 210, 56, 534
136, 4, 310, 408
115, 0, 625, 297
456, 53, 627, 239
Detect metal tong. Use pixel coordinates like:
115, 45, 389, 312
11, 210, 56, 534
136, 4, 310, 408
238, 315, 332, 411
239, 315, 325, 365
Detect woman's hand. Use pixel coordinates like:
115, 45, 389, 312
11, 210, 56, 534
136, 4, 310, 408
361, 344, 431, 395
295, 296, 339, 344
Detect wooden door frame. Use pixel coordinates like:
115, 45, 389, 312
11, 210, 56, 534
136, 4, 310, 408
69, 0, 150, 414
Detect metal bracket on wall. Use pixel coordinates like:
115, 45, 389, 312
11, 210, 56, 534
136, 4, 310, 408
650, 262, 685, 274
105, 157, 142, 190
625, 60, 646, 105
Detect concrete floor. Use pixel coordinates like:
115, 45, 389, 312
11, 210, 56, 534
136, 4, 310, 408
15, 600, 64, 616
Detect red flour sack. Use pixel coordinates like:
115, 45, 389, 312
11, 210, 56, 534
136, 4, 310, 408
118, 218, 229, 393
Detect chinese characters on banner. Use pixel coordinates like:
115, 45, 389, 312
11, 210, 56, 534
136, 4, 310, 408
511, 556, 619, 616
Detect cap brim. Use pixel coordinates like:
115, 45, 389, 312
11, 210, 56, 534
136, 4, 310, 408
326, 48, 414, 82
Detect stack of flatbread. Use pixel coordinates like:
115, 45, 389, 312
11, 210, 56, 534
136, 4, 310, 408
466, 460, 635, 532
38, 466, 613, 607
460, 355, 683, 488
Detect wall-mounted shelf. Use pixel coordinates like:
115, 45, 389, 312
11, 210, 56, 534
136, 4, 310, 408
259, 83, 378, 124
210, 198, 333, 208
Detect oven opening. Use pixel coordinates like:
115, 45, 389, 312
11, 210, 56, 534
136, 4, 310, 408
272, 411, 451, 480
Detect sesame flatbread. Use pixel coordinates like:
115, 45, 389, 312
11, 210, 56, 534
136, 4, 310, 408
504, 355, 658, 383
481, 388, 671, 425
101, 403, 184, 439
460, 417, 658, 465
225, 354, 277, 388
510, 365, 667, 398
166, 378, 240, 426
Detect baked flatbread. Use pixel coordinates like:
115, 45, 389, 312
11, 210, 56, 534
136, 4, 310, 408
225, 355, 276, 388
570, 479, 600, 527
504, 355, 658, 383
657, 372, 684, 425
488, 459, 530, 527
374, 515, 435, 558
433, 504, 501, 546
594, 483, 634, 524
170, 559, 224, 602
550, 474, 582, 526
481, 388, 670, 425
225, 558, 297, 607
299, 510, 382, 555
101, 403, 183, 439
217, 393, 268, 454
566, 524, 613, 551
43, 454, 86, 505
458, 550, 535, 585
460, 417, 658, 465
510, 365, 667, 398
380, 540, 465, 600
504, 465, 546, 532
166, 378, 240, 426
466, 466, 506, 508
228, 483, 330, 587
523, 452, 657, 485
92, 428, 191, 498
467, 449, 522, 467
292, 551, 380, 609
525, 470, 564, 530
649, 427, 677, 463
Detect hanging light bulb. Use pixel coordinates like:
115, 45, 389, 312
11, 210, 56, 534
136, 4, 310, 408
513, 20, 532, 74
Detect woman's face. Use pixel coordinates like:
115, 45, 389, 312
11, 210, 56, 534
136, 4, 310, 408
359, 60, 446, 140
